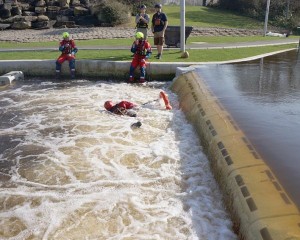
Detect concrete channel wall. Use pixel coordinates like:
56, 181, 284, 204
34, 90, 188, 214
171, 70, 300, 240
0, 60, 192, 81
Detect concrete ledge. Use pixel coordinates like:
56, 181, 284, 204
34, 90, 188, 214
0, 60, 193, 81
171, 71, 300, 240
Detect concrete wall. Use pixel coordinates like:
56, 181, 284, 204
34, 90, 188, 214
171, 70, 300, 240
0, 59, 192, 81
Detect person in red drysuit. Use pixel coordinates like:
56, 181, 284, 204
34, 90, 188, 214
104, 101, 137, 117
55, 32, 78, 79
128, 31, 152, 83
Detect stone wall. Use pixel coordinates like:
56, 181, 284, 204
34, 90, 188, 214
0, 0, 96, 30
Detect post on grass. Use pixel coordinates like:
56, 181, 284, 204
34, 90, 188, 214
298, 27, 300, 49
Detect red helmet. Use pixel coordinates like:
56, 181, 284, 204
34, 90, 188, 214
104, 101, 114, 110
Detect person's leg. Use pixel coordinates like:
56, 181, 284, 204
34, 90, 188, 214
67, 55, 76, 79
156, 37, 164, 59
129, 59, 138, 82
154, 37, 159, 57
139, 60, 146, 83
56, 55, 66, 78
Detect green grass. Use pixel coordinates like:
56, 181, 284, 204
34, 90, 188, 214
0, 35, 298, 49
0, 44, 296, 62
162, 5, 264, 29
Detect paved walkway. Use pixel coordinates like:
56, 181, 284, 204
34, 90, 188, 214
0, 26, 298, 51
0, 26, 264, 43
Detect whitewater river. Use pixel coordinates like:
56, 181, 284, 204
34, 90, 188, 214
0, 80, 236, 240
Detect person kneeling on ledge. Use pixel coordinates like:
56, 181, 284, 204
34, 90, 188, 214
55, 32, 78, 79
128, 32, 152, 83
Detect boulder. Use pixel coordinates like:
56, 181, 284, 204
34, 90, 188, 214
24, 15, 38, 21
22, 11, 37, 16
37, 14, 49, 21
11, 20, 31, 29
31, 19, 49, 28
0, 15, 25, 23
11, 5, 22, 15
73, 6, 88, 16
0, 7, 11, 18
59, 0, 70, 8
0, 23, 11, 29
35, 0, 46, 7
35, 6, 46, 14
71, 0, 80, 6
20, 3, 32, 11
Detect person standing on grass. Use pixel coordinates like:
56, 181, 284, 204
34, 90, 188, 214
151, 3, 168, 60
136, 4, 150, 40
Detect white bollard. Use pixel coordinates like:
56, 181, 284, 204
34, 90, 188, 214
0, 71, 24, 86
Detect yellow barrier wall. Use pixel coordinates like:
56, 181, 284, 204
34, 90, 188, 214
171, 71, 300, 240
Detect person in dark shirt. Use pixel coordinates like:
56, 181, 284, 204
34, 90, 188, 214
135, 4, 150, 40
151, 4, 168, 60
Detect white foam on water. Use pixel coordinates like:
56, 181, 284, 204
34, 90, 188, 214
0, 80, 237, 240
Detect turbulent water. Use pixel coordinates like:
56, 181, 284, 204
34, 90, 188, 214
0, 79, 236, 240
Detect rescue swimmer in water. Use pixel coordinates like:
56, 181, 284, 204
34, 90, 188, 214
128, 32, 152, 83
104, 100, 138, 117
104, 91, 172, 117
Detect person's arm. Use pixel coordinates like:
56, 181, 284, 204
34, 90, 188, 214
119, 101, 136, 109
58, 41, 64, 52
151, 14, 155, 33
71, 40, 78, 55
162, 14, 168, 32
131, 41, 138, 53
145, 43, 152, 59
140, 14, 149, 23
135, 14, 140, 24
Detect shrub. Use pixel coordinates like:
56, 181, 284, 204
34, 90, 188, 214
91, 0, 131, 26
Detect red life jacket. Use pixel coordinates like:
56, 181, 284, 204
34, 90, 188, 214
60, 39, 76, 54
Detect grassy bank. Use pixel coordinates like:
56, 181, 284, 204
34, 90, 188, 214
0, 44, 296, 62
0, 36, 298, 49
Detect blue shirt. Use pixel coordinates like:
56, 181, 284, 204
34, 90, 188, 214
152, 12, 168, 32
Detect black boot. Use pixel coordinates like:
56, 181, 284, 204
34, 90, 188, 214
71, 71, 75, 79
55, 71, 61, 80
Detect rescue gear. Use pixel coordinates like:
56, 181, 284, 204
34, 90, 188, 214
128, 76, 134, 82
135, 32, 144, 39
62, 32, 69, 38
129, 39, 152, 82
104, 101, 114, 110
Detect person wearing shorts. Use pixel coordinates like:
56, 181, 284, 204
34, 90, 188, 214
151, 3, 168, 60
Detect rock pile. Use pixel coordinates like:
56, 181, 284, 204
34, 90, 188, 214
0, 0, 96, 30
